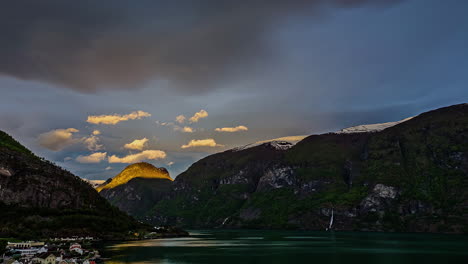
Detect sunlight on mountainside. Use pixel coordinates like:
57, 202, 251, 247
96, 162, 173, 192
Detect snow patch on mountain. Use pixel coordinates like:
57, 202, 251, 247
232, 135, 308, 152
230, 116, 414, 152
336, 117, 413, 134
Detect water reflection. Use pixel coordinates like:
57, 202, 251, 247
104, 230, 468, 264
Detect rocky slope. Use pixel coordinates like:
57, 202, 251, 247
98, 163, 173, 217
0, 131, 181, 239
138, 103, 467, 233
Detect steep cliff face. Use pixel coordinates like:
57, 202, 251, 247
98, 162, 173, 217
144, 103, 467, 233
0, 131, 147, 239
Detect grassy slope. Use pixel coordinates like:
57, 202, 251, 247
0, 131, 34, 156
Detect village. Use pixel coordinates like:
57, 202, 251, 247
0, 238, 103, 264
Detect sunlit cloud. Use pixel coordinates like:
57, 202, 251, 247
175, 115, 186, 124
76, 152, 107, 163
124, 138, 149, 150
182, 126, 194, 133
174, 126, 194, 133
157, 120, 195, 133
167, 161, 174, 166
215, 125, 248, 133
189, 110, 208, 123
92, 130, 101, 135
37, 128, 79, 151
181, 138, 223, 149
87, 110, 151, 125
108, 150, 167, 163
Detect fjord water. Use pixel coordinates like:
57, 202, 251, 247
105, 230, 468, 264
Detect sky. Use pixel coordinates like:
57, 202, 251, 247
1, 0, 467, 180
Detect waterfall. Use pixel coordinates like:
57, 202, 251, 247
326, 208, 334, 231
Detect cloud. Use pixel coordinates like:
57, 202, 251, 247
215, 125, 248, 132
87, 111, 151, 125
0, 1, 401, 94
37, 128, 79, 151
108, 150, 167, 163
167, 161, 174, 166
105, 166, 112, 171
124, 138, 149, 150
181, 126, 194, 133
76, 152, 107, 163
189, 110, 208, 123
156, 121, 173, 127
181, 138, 224, 149
92, 130, 101, 135
82, 135, 104, 151
174, 126, 194, 133
158, 119, 194, 133
175, 115, 186, 124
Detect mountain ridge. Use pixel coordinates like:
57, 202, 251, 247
0, 131, 186, 239
97, 162, 174, 217
103, 103, 467, 233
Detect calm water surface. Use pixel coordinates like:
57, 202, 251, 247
104, 230, 468, 264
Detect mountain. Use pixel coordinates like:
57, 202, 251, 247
337, 117, 414, 134
83, 179, 105, 188
0, 131, 185, 240
98, 163, 173, 217
135, 103, 466, 233
97, 162, 172, 192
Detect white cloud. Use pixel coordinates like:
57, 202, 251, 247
105, 166, 112, 171
181, 138, 223, 149
215, 125, 248, 132
189, 109, 208, 123
124, 138, 149, 150
87, 110, 151, 125
167, 161, 174, 166
82, 135, 104, 151
108, 150, 167, 163
175, 115, 186, 124
76, 152, 107, 163
37, 128, 79, 151
92, 130, 101, 135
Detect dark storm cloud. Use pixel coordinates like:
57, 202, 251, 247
0, 0, 401, 93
